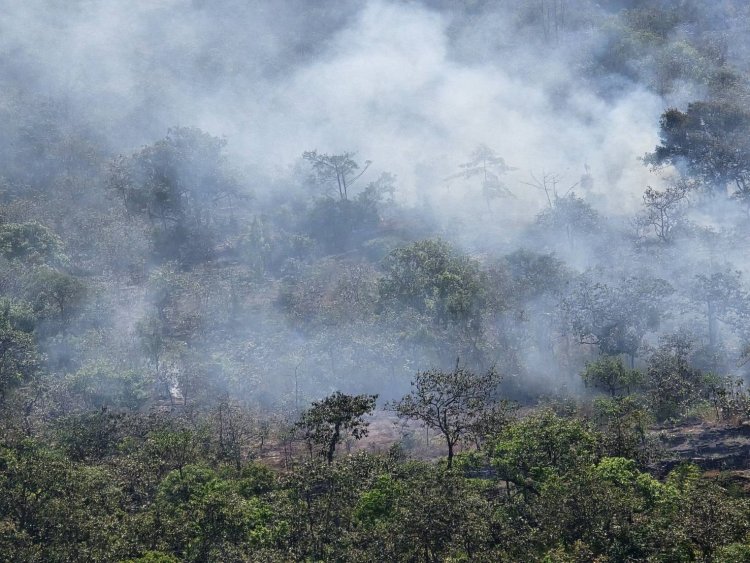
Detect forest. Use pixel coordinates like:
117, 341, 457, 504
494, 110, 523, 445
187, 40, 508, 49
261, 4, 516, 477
3, 0, 750, 561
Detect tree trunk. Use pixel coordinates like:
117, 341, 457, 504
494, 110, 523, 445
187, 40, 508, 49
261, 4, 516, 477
327, 423, 341, 463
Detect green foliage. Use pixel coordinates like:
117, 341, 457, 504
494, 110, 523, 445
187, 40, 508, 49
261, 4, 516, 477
593, 396, 656, 463
582, 355, 643, 397
646, 101, 750, 196
706, 376, 750, 421
677, 479, 750, 561
562, 273, 673, 358
154, 464, 276, 561
109, 127, 240, 265
297, 391, 377, 463
379, 239, 485, 329
715, 543, 750, 563
55, 409, 128, 462
66, 361, 150, 410
492, 410, 599, 493
0, 298, 36, 333
236, 462, 276, 497
143, 426, 207, 478
305, 196, 380, 253
645, 336, 708, 421
0, 221, 66, 266
354, 473, 402, 525
122, 552, 180, 563
0, 440, 126, 562
502, 248, 569, 302
27, 267, 86, 325
0, 326, 40, 403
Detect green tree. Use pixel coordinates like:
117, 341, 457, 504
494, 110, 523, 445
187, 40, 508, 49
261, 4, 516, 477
0, 222, 66, 265
645, 101, 750, 196
676, 476, 750, 561
0, 327, 40, 404
108, 127, 240, 265
65, 361, 150, 411
644, 335, 706, 421
582, 355, 643, 397
593, 396, 655, 463
492, 410, 599, 495
154, 465, 274, 562
562, 273, 673, 362
378, 239, 485, 329
27, 267, 86, 326
297, 391, 377, 463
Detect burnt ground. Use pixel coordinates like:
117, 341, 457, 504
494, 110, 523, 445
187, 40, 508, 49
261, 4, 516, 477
651, 421, 750, 489
255, 411, 750, 490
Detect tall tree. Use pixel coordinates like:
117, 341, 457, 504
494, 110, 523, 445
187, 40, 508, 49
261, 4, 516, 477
378, 239, 485, 329
447, 144, 514, 208
108, 127, 240, 265
390, 365, 506, 468
302, 150, 371, 201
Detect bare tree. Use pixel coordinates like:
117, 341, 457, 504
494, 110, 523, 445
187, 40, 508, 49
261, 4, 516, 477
635, 180, 692, 243
390, 363, 507, 468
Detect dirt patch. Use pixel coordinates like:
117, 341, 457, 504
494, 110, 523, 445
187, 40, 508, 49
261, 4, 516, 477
652, 421, 750, 475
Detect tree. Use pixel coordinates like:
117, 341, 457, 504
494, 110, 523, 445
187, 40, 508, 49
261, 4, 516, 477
644, 101, 750, 196
677, 477, 750, 561
154, 464, 274, 561
304, 194, 380, 254
492, 410, 599, 496
297, 391, 377, 463
635, 180, 692, 243
108, 127, 240, 265
0, 327, 40, 404
447, 144, 514, 208
644, 335, 707, 421
65, 361, 150, 411
0, 222, 66, 266
562, 274, 673, 362
390, 365, 505, 468
582, 356, 643, 398
27, 268, 86, 326
592, 397, 655, 463
378, 239, 485, 329
535, 192, 601, 249
689, 268, 748, 348
302, 150, 371, 201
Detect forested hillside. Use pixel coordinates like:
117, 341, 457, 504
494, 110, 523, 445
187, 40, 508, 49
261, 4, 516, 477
3, 1, 750, 561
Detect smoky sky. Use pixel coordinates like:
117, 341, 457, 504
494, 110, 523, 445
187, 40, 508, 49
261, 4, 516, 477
2, 0, 669, 218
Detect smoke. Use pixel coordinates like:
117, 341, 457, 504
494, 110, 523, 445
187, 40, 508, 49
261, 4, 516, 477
6, 0, 748, 407
3, 0, 664, 215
